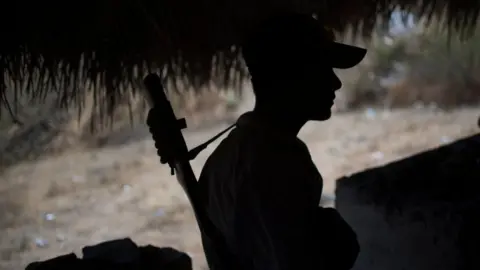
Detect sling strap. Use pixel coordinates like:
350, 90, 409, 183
187, 123, 237, 160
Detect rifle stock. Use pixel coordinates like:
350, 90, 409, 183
142, 74, 201, 212
142, 74, 237, 270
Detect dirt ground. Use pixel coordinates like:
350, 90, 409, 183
0, 94, 478, 269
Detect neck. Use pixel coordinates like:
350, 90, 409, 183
252, 103, 307, 136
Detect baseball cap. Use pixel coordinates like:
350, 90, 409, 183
242, 13, 367, 76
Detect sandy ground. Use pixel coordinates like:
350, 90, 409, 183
0, 95, 478, 269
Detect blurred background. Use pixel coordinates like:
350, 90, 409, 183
1, 11, 479, 270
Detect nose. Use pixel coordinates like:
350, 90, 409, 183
332, 74, 342, 91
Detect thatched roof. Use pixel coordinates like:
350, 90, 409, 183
1, 0, 480, 121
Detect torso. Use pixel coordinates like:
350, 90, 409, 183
198, 113, 323, 269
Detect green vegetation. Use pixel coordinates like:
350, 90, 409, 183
340, 17, 480, 109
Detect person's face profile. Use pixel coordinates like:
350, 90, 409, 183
289, 60, 342, 121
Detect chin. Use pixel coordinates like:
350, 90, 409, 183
311, 111, 332, 121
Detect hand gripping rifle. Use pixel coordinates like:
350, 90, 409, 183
142, 74, 238, 270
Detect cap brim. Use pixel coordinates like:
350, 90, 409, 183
330, 42, 367, 69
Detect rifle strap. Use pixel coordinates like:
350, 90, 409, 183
187, 123, 237, 160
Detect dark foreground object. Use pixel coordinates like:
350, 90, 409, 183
336, 133, 480, 270
25, 238, 192, 270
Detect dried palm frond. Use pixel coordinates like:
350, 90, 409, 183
1, 0, 479, 124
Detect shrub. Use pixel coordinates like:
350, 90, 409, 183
338, 16, 480, 110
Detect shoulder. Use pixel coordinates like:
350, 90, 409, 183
252, 136, 313, 169
202, 127, 316, 179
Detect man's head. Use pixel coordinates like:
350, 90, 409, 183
242, 13, 367, 121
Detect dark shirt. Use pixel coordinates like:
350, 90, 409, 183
198, 112, 324, 270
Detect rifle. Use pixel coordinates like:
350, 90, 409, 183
142, 74, 238, 270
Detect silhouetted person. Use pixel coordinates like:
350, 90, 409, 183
148, 13, 367, 270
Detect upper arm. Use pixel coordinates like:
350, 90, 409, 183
234, 142, 321, 270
